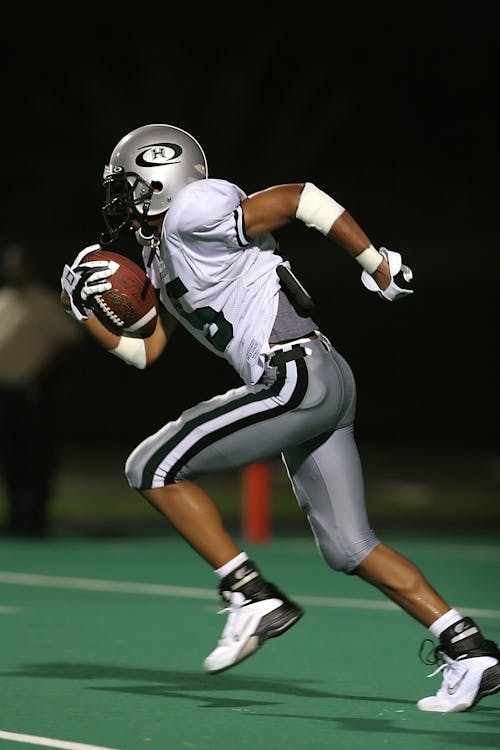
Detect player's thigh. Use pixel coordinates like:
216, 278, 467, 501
125, 364, 311, 488
176, 407, 317, 479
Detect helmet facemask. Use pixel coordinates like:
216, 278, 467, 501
101, 166, 159, 245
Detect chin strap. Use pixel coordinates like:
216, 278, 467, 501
135, 224, 156, 245
134, 227, 160, 269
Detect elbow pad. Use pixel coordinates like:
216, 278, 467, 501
295, 182, 345, 235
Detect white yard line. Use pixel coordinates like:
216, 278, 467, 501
0, 730, 119, 750
0, 570, 499, 619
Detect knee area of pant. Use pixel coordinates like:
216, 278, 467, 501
318, 539, 376, 574
319, 531, 381, 573
320, 548, 355, 574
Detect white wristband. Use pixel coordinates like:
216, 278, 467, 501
355, 245, 384, 274
295, 182, 345, 235
110, 336, 147, 369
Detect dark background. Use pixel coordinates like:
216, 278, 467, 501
2, 1, 498, 452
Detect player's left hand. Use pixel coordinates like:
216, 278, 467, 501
361, 247, 414, 301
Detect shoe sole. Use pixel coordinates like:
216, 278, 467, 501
206, 603, 304, 675
425, 680, 500, 713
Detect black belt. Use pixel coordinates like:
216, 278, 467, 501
268, 343, 309, 367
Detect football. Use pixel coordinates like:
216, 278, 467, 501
85, 249, 158, 337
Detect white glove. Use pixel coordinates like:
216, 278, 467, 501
361, 247, 414, 301
61, 244, 115, 321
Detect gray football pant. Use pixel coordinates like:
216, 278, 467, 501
125, 335, 380, 572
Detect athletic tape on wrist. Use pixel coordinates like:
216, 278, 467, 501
295, 182, 345, 235
110, 336, 147, 369
355, 245, 384, 274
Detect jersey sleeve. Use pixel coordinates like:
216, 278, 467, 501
165, 179, 250, 250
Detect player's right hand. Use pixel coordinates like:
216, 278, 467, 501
60, 244, 113, 322
361, 247, 414, 302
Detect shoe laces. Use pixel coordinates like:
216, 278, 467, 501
419, 637, 469, 688
215, 591, 250, 646
426, 654, 472, 700
425, 654, 453, 679
419, 634, 500, 668
419, 637, 441, 666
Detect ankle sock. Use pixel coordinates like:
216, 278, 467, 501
215, 552, 249, 580
429, 608, 463, 639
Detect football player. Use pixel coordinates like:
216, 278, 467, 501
61, 124, 500, 713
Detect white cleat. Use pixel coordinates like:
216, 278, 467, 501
204, 589, 303, 674
417, 654, 500, 713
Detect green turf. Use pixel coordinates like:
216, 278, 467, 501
0, 533, 499, 750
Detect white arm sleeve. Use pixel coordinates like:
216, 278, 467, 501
110, 336, 147, 369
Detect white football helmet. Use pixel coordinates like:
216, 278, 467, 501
101, 123, 208, 244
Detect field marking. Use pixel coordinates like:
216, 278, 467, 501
0, 570, 499, 619
0, 729, 118, 750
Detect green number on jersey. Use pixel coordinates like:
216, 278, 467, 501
166, 276, 234, 353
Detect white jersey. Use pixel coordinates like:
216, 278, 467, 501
144, 178, 286, 385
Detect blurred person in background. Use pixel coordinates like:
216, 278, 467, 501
0, 243, 81, 537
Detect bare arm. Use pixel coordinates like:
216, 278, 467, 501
241, 183, 391, 290
60, 290, 177, 366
